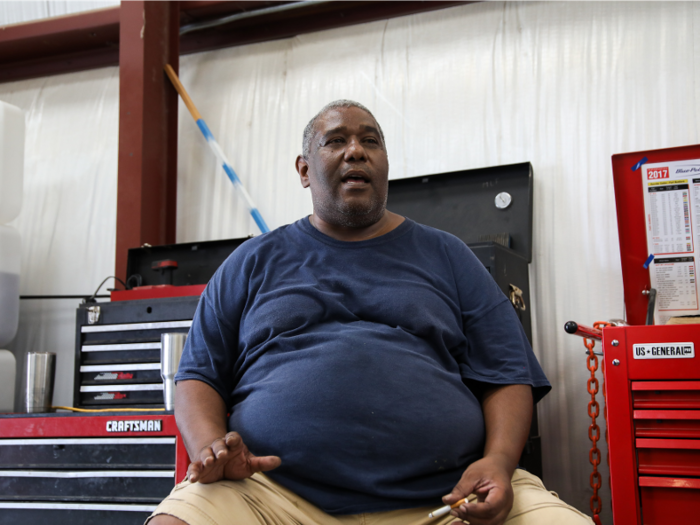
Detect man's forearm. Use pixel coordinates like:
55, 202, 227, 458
481, 384, 533, 475
174, 379, 229, 460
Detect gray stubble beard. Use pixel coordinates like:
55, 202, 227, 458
313, 191, 388, 229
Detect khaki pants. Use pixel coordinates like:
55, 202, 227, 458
147, 469, 593, 525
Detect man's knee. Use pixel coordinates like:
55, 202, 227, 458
509, 470, 594, 525
148, 515, 189, 525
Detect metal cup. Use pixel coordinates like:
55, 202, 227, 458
24, 352, 56, 413
161, 333, 187, 411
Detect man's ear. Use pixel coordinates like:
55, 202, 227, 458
296, 155, 310, 188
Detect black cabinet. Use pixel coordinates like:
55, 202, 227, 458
388, 162, 543, 479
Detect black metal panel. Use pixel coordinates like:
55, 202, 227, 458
79, 349, 162, 366
80, 389, 164, 406
77, 296, 200, 326
520, 435, 542, 480
0, 506, 152, 525
0, 442, 174, 470
388, 162, 534, 262
387, 164, 541, 479
126, 237, 249, 287
470, 242, 532, 344
81, 368, 162, 385
0, 473, 173, 501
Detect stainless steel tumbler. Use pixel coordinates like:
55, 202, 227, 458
161, 332, 187, 411
24, 352, 56, 413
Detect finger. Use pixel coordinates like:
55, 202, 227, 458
210, 437, 232, 459
474, 481, 498, 502
458, 489, 506, 522
248, 455, 281, 473
442, 483, 475, 505
187, 461, 203, 482
224, 431, 243, 449
199, 446, 216, 467
462, 499, 498, 519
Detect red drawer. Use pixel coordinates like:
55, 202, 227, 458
634, 410, 700, 438
633, 381, 700, 410
639, 477, 700, 525
636, 438, 700, 477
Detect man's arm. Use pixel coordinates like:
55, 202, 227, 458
443, 384, 533, 525
175, 379, 281, 483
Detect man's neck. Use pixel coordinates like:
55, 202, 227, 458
309, 210, 405, 242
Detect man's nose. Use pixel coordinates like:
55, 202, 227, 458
344, 138, 366, 161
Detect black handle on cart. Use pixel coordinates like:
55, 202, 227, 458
564, 321, 602, 341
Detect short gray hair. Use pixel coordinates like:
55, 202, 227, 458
301, 99, 385, 159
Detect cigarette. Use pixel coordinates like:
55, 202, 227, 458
428, 497, 466, 518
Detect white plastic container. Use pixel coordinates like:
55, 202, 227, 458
0, 100, 25, 225
0, 225, 20, 347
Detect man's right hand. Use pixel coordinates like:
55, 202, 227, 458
187, 431, 281, 484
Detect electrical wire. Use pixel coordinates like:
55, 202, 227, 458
179, 1, 328, 35
20, 295, 110, 300
83, 276, 128, 303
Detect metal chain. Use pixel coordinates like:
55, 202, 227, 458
584, 321, 612, 520
595, 321, 612, 511
584, 335, 602, 515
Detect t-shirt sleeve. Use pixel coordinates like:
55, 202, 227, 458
174, 249, 251, 408
446, 238, 551, 403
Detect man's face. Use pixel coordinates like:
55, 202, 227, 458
297, 106, 389, 229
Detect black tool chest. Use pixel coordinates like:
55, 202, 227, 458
388, 162, 542, 478
74, 296, 200, 408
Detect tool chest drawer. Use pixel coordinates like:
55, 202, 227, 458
0, 437, 176, 469
632, 381, 700, 409
0, 503, 163, 525
636, 438, 700, 477
79, 383, 165, 406
0, 469, 175, 501
638, 477, 700, 524
80, 362, 163, 384
634, 410, 700, 438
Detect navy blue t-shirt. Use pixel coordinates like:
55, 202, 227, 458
175, 217, 550, 515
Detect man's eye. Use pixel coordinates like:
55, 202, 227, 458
365, 137, 379, 144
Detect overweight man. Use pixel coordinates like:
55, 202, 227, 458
147, 100, 593, 525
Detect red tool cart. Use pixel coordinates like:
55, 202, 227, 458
604, 144, 700, 524
0, 413, 188, 524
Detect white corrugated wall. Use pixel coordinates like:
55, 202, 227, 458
2, 2, 700, 521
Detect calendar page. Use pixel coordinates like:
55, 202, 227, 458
642, 160, 700, 323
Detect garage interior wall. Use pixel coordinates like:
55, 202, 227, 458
1, 1, 699, 520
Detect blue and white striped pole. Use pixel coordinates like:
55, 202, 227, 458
164, 64, 269, 234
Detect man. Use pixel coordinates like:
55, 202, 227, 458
148, 100, 592, 525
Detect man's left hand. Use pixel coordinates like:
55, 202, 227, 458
442, 455, 514, 525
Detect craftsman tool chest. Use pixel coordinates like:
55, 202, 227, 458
2, 240, 247, 523
388, 162, 541, 477
0, 413, 188, 525
606, 144, 700, 524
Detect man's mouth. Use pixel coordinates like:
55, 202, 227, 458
341, 173, 370, 186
